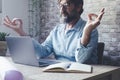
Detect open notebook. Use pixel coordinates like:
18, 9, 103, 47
43, 62, 93, 73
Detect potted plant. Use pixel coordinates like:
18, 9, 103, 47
0, 32, 9, 56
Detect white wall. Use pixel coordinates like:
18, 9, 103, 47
0, 0, 29, 36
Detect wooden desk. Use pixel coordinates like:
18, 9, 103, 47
2, 57, 120, 80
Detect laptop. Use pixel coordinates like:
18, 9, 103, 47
5, 36, 60, 67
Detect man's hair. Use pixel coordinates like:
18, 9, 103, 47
58, 0, 83, 6
58, 0, 84, 15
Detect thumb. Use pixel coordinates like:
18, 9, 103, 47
87, 13, 98, 21
12, 18, 23, 27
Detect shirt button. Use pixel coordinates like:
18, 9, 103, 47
77, 48, 80, 51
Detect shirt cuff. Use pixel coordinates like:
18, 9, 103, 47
76, 38, 86, 51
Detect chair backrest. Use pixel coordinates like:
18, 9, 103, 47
97, 42, 105, 64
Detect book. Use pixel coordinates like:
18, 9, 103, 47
43, 62, 92, 73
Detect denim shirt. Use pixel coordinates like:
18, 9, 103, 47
32, 18, 98, 64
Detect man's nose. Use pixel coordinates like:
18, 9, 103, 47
60, 5, 67, 12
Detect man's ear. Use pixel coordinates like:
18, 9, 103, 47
76, 4, 83, 12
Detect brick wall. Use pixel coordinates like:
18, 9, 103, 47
38, 0, 59, 43
39, 0, 120, 65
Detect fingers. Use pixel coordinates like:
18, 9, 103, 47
6, 16, 12, 23
100, 8, 105, 13
88, 13, 98, 21
3, 16, 12, 26
3, 16, 23, 28
97, 8, 105, 21
4, 16, 12, 24
12, 18, 23, 25
88, 8, 105, 22
3, 21, 11, 27
12, 18, 23, 28
3, 16, 12, 27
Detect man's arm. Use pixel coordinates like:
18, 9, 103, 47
32, 27, 58, 58
75, 29, 98, 64
81, 8, 104, 46
3, 16, 56, 58
75, 8, 105, 64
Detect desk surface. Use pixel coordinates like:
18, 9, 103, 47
3, 57, 120, 80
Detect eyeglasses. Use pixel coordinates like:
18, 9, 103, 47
59, 2, 71, 9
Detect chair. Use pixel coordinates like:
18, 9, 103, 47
97, 42, 105, 64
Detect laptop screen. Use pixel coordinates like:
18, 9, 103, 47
6, 36, 39, 66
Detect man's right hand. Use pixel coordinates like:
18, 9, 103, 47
3, 16, 27, 36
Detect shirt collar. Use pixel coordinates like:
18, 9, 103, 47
60, 18, 86, 32
72, 18, 86, 31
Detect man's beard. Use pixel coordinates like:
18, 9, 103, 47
60, 9, 79, 23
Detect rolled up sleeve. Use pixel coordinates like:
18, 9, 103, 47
75, 29, 98, 63
32, 29, 55, 58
